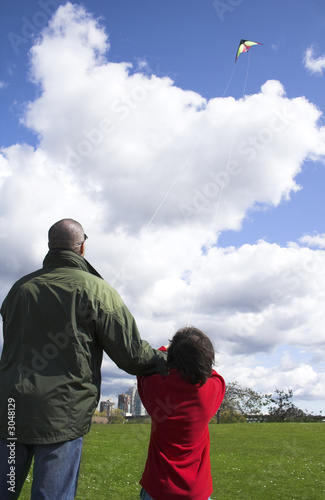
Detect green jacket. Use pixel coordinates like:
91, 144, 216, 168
0, 250, 167, 444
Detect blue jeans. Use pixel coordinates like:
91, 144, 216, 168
140, 488, 211, 500
140, 489, 155, 500
0, 437, 83, 500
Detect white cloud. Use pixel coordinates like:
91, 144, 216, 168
1, 3, 325, 412
21, 9, 325, 236
300, 232, 325, 248
303, 46, 325, 75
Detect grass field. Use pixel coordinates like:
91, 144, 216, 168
19, 423, 324, 499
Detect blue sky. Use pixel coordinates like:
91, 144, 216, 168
1, 0, 325, 413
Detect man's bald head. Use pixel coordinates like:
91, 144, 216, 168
48, 219, 87, 254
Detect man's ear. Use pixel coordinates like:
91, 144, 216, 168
80, 242, 85, 257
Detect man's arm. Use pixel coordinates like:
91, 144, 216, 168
98, 304, 167, 376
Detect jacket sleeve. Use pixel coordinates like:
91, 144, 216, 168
97, 303, 168, 376
137, 346, 167, 407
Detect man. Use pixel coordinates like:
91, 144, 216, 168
0, 219, 167, 500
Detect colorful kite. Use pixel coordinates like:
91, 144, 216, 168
235, 39, 262, 62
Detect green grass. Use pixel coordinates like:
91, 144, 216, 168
210, 423, 325, 499
19, 423, 325, 499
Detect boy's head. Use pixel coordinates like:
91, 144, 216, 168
167, 326, 215, 386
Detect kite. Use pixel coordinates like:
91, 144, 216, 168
235, 39, 262, 62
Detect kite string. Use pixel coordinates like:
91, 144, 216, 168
243, 51, 250, 96
112, 56, 246, 307
111, 134, 203, 286
114, 59, 239, 286
222, 63, 236, 98
187, 54, 250, 325
187, 129, 238, 326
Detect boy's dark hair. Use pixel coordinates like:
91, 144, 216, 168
167, 326, 215, 386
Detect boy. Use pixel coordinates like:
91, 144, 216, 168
137, 326, 225, 500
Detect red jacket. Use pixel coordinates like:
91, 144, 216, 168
137, 360, 225, 500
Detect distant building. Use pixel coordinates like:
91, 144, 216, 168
133, 389, 147, 417
126, 385, 137, 415
118, 393, 131, 416
118, 384, 147, 417
99, 398, 115, 416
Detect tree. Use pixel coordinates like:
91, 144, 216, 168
107, 408, 126, 424
93, 410, 109, 418
217, 382, 264, 423
266, 389, 307, 422
218, 410, 246, 424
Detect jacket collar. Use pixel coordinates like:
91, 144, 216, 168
43, 249, 103, 279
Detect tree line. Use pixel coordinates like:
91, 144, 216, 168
214, 382, 323, 423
